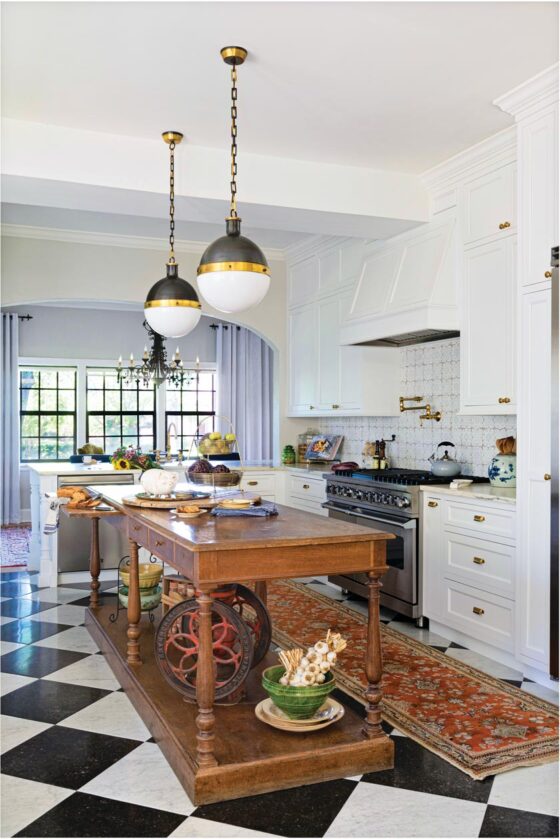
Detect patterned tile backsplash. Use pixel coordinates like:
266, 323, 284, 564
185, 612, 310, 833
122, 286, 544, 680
321, 338, 517, 478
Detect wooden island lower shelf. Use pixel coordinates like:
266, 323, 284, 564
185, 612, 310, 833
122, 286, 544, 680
86, 603, 393, 804
84, 484, 396, 805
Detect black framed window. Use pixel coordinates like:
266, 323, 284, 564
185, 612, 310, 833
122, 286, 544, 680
19, 367, 77, 462
86, 369, 156, 454
165, 370, 216, 454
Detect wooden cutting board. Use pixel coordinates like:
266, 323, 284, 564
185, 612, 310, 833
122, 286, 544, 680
122, 491, 261, 510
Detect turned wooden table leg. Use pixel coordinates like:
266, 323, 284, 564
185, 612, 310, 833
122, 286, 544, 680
126, 539, 142, 665
196, 587, 217, 768
363, 571, 384, 739
254, 580, 268, 606
89, 516, 101, 609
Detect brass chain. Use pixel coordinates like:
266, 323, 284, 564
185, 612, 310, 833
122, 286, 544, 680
168, 140, 176, 262
230, 64, 238, 217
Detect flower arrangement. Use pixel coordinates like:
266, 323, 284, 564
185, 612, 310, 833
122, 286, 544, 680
278, 630, 347, 686
111, 447, 160, 472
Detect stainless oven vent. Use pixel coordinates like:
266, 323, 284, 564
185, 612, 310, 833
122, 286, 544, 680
356, 329, 460, 347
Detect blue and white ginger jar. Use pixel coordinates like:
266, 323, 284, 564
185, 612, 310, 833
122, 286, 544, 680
488, 454, 516, 488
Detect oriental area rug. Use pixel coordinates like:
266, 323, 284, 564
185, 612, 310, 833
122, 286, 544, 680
266, 579, 559, 780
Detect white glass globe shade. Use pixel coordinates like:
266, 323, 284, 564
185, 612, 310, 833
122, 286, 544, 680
197, 271, 270, 314
144, 304, 202, 339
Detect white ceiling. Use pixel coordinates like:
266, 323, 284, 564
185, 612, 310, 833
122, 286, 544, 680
2, 1, 558, 174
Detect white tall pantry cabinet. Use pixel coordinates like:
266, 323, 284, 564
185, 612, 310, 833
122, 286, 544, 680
495, 65, 559, 676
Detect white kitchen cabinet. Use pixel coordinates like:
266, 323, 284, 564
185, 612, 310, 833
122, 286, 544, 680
288, 302, 319, 413
460, 237, 516, 414
518, 106, 559, 288
284, 472, 327, 516
461, 163, 516, 247
516, 286, 551, 669
288, 256, 320, 307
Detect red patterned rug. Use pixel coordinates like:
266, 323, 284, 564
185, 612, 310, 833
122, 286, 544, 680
267, 580, 559, 779
0, 526, 30, 568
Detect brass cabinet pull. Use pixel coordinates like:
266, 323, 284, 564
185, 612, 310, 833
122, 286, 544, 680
332, 404, 340, 409
427, 500, 438, 508
302, 484, 310, 489
473, 557, 486, 565
133, 525, 142, 532
472, 606, 485, 615
247, 480, 258, 486
498, 221, 511, 230
155, 539, 165, 547
309, 405, 315, 410
544, 473, 552, 481
498, 397, 511, 404
473, 514, 485, 522
544, 271, 552, 278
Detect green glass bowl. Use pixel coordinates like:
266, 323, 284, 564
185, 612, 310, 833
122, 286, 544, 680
261, 665, 335, 720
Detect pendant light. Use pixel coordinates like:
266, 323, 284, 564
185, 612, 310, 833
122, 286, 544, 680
144, 132, 202, 338
197, 47, 270, 314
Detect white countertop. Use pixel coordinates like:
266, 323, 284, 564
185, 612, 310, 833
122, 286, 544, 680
420, 483, 516, 505
26, 463, 138, 476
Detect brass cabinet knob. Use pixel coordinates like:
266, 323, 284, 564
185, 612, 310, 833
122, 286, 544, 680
247, 480, 258, 486
544, 473, 552, 481
473, 557, 486, 565
498, 221, 511, 230
309, 405, 315, 410
545, 271, 552, 278
498, 397, 511, 404
473, 514, 486, 522
302, 484, 310, 489
472, 606, 485, 616
427, 500, 438, 508
332, 404, 340, 409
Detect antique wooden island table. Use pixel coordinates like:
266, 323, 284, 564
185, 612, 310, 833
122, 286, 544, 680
84, 483, 395, 804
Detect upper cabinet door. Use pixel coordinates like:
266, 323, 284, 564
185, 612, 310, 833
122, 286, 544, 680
288, 256, 320, 307
460, 238, 516, 414
288, 302, 319, 414
317, 296, 341, 410
519, 106, 559, 288
462, 163, 516, 247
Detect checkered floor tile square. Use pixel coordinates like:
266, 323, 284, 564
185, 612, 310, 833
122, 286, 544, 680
0, 569, 557, 837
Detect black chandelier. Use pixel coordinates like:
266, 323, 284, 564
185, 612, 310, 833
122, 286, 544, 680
116, 321, 198, 388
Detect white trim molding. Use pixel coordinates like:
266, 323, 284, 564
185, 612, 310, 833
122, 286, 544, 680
1, 223, 287, 263
494, 64, 559, 120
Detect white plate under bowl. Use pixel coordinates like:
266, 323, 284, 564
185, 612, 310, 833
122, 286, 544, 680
255, 697, 344, 732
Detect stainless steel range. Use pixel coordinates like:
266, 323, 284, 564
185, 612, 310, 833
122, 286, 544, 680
323, 468, 486, 622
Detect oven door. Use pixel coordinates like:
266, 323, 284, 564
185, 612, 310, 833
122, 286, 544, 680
323, 502, 418, 608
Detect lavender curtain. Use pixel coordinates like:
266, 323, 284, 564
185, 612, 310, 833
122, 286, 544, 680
1, 313, 20, 524
216, 325, 273, 465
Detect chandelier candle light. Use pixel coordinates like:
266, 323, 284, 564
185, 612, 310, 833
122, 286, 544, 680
116, 322, 200, 388
144, 132, 202, 338
197, 47, 271, 314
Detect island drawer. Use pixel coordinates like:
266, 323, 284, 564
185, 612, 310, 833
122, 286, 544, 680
287, 475, 326, 502
443, 532, 515, 598
127, 520, 149, 546
443, 499, 515, 541
442, 578, 514, 652
148, 530, 174, 563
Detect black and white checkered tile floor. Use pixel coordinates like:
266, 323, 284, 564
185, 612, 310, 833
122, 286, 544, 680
1, 569, 558, 838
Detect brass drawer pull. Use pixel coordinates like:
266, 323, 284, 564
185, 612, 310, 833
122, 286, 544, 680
309, 405, 315, 410
303, 484, 310, 489
332, 404, 340, 409
133, 525, 142, 532
247, 481, 258, 486
544, 271, 552, 278
155, 539, 165, 547
473, 557, 486, 565
472, 606, 485, 616
427, 501, 438, 508
498, 221, 511, 230
498, 397, 511, 404
473, 515, 485, 522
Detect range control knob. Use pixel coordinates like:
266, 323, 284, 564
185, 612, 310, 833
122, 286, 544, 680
395, 496, 411, 508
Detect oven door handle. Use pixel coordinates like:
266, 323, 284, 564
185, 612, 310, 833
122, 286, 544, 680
322, 502, 417, 530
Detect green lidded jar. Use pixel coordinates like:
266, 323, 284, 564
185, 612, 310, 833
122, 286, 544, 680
281, 445, 296, 465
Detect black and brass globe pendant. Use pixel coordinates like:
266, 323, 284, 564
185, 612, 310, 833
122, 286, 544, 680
197, 47, 270, 314
144, 132, 202, 338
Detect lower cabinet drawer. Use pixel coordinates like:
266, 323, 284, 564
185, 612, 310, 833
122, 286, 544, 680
147, 530, 174, 563
443, 579, 514, 652
444, 499, 515, 541
287, 475, 326, 502
241, 473, 276, 494
286, 495, 328, 517
443, 531, 515, 598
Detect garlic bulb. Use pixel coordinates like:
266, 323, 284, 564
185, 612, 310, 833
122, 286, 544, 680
314, 641, 329, 655
327, 651, 337, 663
320, 660, 330, 673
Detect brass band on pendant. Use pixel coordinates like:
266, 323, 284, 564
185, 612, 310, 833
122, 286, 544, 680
197, 261, 270, 276
144, 299, 202, 309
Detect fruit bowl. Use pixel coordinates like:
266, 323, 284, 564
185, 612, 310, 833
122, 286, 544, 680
188, 469, 241, 487
197, 432, 237, 457
120, 562, 163, 590
261, 665, 335, 720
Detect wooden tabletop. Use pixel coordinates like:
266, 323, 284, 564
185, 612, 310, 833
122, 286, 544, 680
92, 483, 394, 554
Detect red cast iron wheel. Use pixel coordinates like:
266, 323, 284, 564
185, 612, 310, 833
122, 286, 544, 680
228, 584, 271, 667
154, 598, 254, 701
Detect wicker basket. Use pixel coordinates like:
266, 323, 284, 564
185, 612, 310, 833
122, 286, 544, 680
188, 469, 242, 488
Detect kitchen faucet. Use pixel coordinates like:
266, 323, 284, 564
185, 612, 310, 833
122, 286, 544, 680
166, 422, 179, 460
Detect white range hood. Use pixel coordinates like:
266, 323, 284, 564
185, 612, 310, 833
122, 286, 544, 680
339, 210, 459, 347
